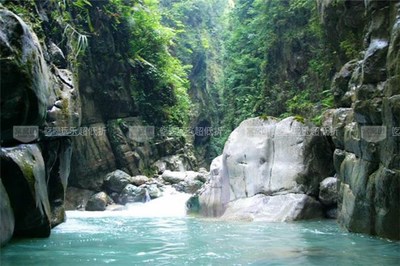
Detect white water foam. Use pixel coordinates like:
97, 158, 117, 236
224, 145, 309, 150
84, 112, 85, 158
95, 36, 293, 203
66, 186, 192, 219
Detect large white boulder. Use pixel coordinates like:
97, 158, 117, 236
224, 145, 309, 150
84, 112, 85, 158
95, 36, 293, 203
197, 117, 334, 219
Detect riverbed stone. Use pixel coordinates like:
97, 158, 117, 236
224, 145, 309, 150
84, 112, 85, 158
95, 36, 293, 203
65, 187, 94, 210
85, 192, 113, 211
147, 184, 162, 199
173, 179, 204, 194
118, 184, 147, 204
161, 170, 186, 184
319, 177, 338, 206
162, 170, 206, 185
104, 170, 131, 193
129, 175, 149, 186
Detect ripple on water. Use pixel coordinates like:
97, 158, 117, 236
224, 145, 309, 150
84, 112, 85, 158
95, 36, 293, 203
1, 216, 399, 266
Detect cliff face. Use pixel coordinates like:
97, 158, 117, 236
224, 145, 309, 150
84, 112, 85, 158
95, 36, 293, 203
0, 8, 80, 245
0, 0, 196, 246
321, 0, 400, 240
65, 1, 197, 190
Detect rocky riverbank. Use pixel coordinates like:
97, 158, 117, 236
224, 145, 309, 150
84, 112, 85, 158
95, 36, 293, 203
66, 168, 209, 212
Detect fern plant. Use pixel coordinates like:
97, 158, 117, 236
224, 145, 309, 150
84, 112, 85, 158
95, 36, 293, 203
63, 23, 89, 60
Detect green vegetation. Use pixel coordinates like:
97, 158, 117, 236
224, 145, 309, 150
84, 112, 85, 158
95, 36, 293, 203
3, 0, 362, 156
220, 0, 338, 131
40, 0, 193, 128
159, 0, 229, 159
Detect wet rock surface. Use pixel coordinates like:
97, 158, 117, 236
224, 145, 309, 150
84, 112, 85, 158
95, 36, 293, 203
0, 8, 79, 246
324, 1, 400, 240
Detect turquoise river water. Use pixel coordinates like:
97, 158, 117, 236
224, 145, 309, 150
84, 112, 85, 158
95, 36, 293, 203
1, 193, 399, 266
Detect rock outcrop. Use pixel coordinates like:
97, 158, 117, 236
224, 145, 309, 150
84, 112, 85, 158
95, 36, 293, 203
322, 0, 400, 240
63, 0, 198, 189
0, 8, 80, 246
162, 170, 208, 194
319, 177, 338, 207
0, 3, 199, 225
319, 177, 338, 219
0, 180, 14, 246
193, 117, 334, 221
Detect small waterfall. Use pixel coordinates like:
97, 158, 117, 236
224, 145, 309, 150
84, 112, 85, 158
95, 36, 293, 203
143, 189, 151, 203
125, 186, 191, 217
178, 161, 185, 172
65, 186, 191, 219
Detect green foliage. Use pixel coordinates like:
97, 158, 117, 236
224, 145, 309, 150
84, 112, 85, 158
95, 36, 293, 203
286, 91, 314, 117
3, 0, 44, 38
340, 39, 359, 59
220, 0, 337, 132
63, 24, 89, 60
293, 115, 305, 124
107, 0, 193, 127
159, 0, 228, 157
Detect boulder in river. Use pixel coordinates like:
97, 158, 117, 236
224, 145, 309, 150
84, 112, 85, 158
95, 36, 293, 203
147, 184, 162, 199
104, 170, 131, 193
85, 192, 113, 211
162, 170, 207, 194
195, 117, 334, 220
319, 177, 338, 207
118, 184, 147, 204
129, 175, 150, 186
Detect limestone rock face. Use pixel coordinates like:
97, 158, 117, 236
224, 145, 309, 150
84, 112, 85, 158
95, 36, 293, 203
326, 1, 400, 240
0, 8, 80, 246
332, 61, 358, 107
0, 145, 51, 237
0, 9, 50, 142
196, 117, 334, 220
46, 68, 81, 129
0, 9, 81, 145
69, 123, 116, 191
41, 139, 72, 228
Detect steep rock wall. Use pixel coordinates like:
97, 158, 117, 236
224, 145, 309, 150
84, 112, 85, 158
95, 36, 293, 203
0, 8, 80, 246
322, 0, 400, 240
